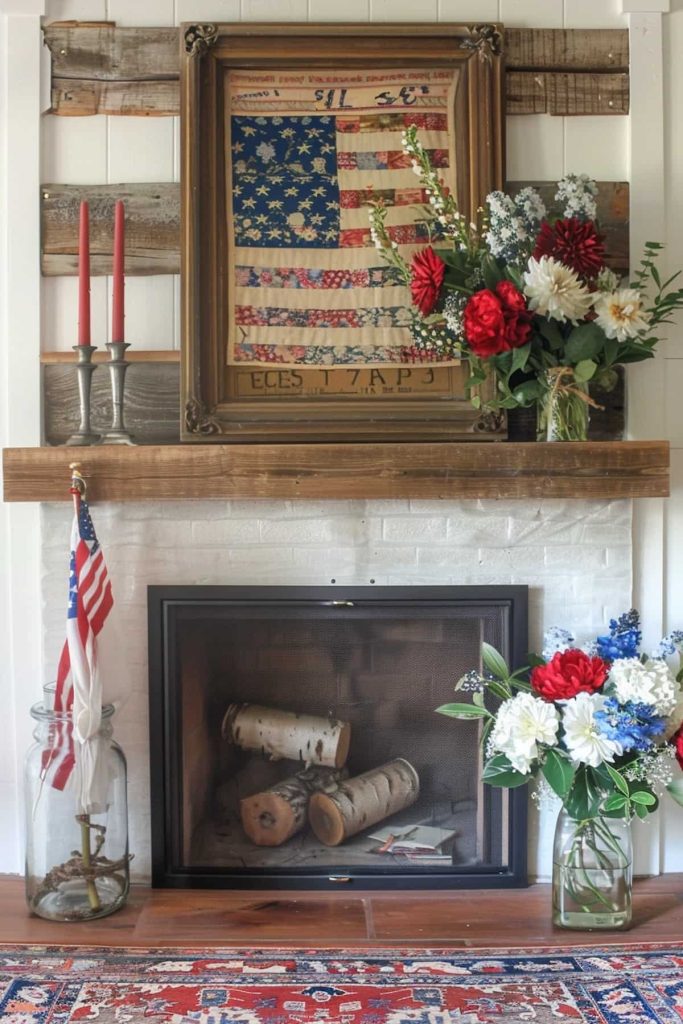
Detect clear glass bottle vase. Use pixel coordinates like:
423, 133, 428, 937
552, 806, 633, 929
24, 684, 131, 921
537, 372, 591, 441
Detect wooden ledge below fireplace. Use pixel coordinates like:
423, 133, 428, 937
2, 440, 670, 502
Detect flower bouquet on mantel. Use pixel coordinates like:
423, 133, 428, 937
437, 611, 683, 929
369, 126, 683, 440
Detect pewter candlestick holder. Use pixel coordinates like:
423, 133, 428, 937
100, 341, 136, 445
65, 345, 101, 446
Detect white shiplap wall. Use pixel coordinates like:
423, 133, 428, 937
3, 0, 683, 878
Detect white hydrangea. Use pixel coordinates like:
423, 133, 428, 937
562, 692, 622, 767
523, 256, 593, 323
610, 657, 681, 717
489, 692, 559, 775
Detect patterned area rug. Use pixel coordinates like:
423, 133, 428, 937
1, 944, 683, 1023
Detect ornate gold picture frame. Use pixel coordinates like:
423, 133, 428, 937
180, 22, 504, 443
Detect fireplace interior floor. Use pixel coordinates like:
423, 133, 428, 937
190, 796, 479, 871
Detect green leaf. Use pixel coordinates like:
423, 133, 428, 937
605, 762, 630, 797
564, 322, 605, 363
512, 379, 543, 404
482, 754, 530, 788
602, 793, 628, 812
602, 335, 620, 367
538, 320, 565, 351
573, 358, 598, 383
486, 678, 513, 701
563, 765, 603, 820
510, 343, 531, 375
634, 801, 650, 820
481, 254, 504, 290
435, 702, 492, 720
542, 749, 576, 799
481, 642, 510, 681
666, 776, 683, 807
630, 790, 656, 806
472, 690, 486, 708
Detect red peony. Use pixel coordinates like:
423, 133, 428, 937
533, 217, 606, 282
463, 281, 532, 358
672, 724, 683, 770
410, 246, 446, 315
531, 649, 609, 702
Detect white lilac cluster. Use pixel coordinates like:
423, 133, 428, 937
402, 128, 466, 244
485, 187, 545, 266
555, 173, 599, 221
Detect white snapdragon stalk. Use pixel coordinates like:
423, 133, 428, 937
488, 692, 559, 774
562, 692, 622, 767
609, 657, 681, 717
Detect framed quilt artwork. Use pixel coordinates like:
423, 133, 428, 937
180, 23, 504, 442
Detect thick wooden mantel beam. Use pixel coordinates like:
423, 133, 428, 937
2, 442, 670, 502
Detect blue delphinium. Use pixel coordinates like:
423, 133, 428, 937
594, 697, 665, 753
595, 609, 642, 661
653, 630, 683, 659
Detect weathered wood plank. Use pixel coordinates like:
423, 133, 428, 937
506, 28, 628, 71
2, 441, 669, 502
507, 180, 629, 272
506, 71, 629, 115
41, 181, 629, 277
41, 183, 179, 277
43, 363, 180, 446
43, 24, 628, 117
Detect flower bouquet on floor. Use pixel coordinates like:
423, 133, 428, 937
369, 126, 683, 440
437, 612, 683, 929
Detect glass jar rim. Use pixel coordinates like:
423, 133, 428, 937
31, 686, 115, 722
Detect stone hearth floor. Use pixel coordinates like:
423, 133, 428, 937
0, 875, 682, 947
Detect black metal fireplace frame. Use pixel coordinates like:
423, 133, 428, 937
148, 584, 529, 890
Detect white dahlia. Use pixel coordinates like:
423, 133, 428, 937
609, 657, 680, 717
562, 692, 622, 767
489, 691, 559, 775
523, 256, 593, 323
593, 288, 650, 342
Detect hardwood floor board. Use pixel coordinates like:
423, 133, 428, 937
1, 876, 682, 948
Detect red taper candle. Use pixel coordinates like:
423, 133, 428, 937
77, 200, 91, 346
112, 199, 125, 343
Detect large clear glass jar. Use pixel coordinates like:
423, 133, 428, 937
552, 806, 633, 930
24, 685, 130, 921
537, 372, 591, 442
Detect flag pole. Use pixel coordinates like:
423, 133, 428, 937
68, 462, 102, 914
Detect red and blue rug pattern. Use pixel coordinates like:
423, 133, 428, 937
2, 944, 683, 1022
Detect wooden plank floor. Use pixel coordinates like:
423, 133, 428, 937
1, 875, 683, 947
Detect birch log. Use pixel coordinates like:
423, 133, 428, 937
308, 758, 420, 847
222, 703, 351, 769
240, 765, 347, 846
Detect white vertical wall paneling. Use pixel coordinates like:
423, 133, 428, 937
0, 1, 46, 874
624, 3, 668, 875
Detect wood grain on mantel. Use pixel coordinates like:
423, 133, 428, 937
2, 442, 669, 502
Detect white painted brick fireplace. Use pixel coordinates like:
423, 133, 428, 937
40, 497, 632, 882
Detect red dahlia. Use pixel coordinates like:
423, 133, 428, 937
410, 246, 446, 316
530, 648, 609, 702
533, 217, 606, 282
463, 281, 532, 358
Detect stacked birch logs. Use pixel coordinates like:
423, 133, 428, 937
222, 702, 420, 847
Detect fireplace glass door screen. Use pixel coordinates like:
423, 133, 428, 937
149, 586, 528, 889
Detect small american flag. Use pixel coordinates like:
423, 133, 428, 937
41, 480, 114, 811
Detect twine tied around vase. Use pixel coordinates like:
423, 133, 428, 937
545, 366, 605, 412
